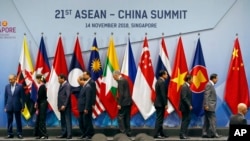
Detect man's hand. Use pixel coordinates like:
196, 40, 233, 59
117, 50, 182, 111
60, 105, 66, 111
204, 106, 209, 111
165, 105, 168, 110
117, 105, 121, 110
84, 109, 88, 114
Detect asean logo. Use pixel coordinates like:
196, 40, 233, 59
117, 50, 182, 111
190, 65, 208, 93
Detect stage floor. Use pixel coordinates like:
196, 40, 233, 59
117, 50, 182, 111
0, 136, 228, 141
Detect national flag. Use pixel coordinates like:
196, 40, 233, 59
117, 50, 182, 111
32, 36, 51, 102
88, 37, 105, 118
190, 38, 208, 117
132, 36, 157, 120
224, 37, 250, 114
47, 36, 68, 120
100, 36, 120, 119
16, 35, 34, 120
155, 37, 175, 117
121, 37, 138, 116
168, 36, 188, 117
68, 36, 85, 118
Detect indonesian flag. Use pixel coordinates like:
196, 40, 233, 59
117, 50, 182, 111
47, 36, 68, 120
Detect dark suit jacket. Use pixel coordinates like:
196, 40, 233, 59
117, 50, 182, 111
229, 114, 247, 125
87, 79, 96, 106
57, 81, 71, 109
4, 83, 25, 112
179, 83, 192, 112
154, 78, 167, 108
117, 77, 132, 106
203, 81, 217, 112
78, 83, 93, 112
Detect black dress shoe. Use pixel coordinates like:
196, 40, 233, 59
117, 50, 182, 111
66, 136, 72, 139
202, 135, 210, 138
56, 135, 66, 138
40, 136, 48, 139
85, 136, 92, 140
159, 134, 169, 138
78, 135, 86, 139
213, 134, 221, 138
180, 136, 189, 139
17, 135, 23, 139
6, 135, 14, 138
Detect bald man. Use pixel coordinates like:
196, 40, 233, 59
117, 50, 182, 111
228, 103, 248, 141
229, 103, 248, 125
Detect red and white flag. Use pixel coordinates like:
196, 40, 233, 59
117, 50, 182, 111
47, 36, 68, 120
132, 36, 156, 120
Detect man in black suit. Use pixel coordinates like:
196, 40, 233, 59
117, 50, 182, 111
83, 71, 96, 109
179, 74, 193, 139
202, 73, 221, 138
228, 103, 248, 140
113, 70, 132, 137
57, 74, 72, 139
4, 74, 24, 139
229, 103, 247, 125
153, 70, 169, 138
78, 71, 95, 139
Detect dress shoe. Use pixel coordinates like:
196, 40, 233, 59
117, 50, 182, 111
66, 136, 72, 139
202, 134, 210, 138
212, 134, 221, 138
56, 135, 66, 138
160, 134, 169, 138
6, 135, 14, 138
40, 136, 48, 139
180, 136, 189, 139
17, 135, 23, 139
85, 136, 92, 140
78, 135, 86, 139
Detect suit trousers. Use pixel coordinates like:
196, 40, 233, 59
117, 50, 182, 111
203, 110, 217, 136
60, 107, 72, 137
180, 110, 191, 136
153, 107, 165, 136
78, 112, 85, 135
7, 111, 22, 135
118, 105, 131, 136
83, 109, 95, 137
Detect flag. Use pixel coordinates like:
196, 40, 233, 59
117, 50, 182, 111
68, 36, 85, 118
132, 36, 157, 120
190, 38, 208, 117
168, 36, 188, 117
32, 36, 51, 101
47, 36, 68, 120
121, 37, 138, 116
100, 36, 120, 119
88, 37, 105, 118
224, 37, 250, 114
16, 35, 34, 120
155, 37, 175, 117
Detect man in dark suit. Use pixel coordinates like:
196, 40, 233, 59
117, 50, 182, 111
179, 74, 193, 139
202, 73, 221, 138
78, 71, 95, 139
57, 74, 72, 139
229, 103, 248, 125
113, 70, 132, 137
228, 103, 248, 140
153, 70, 169, 138
83, 71, 96, 109
4, 74, 24, 139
